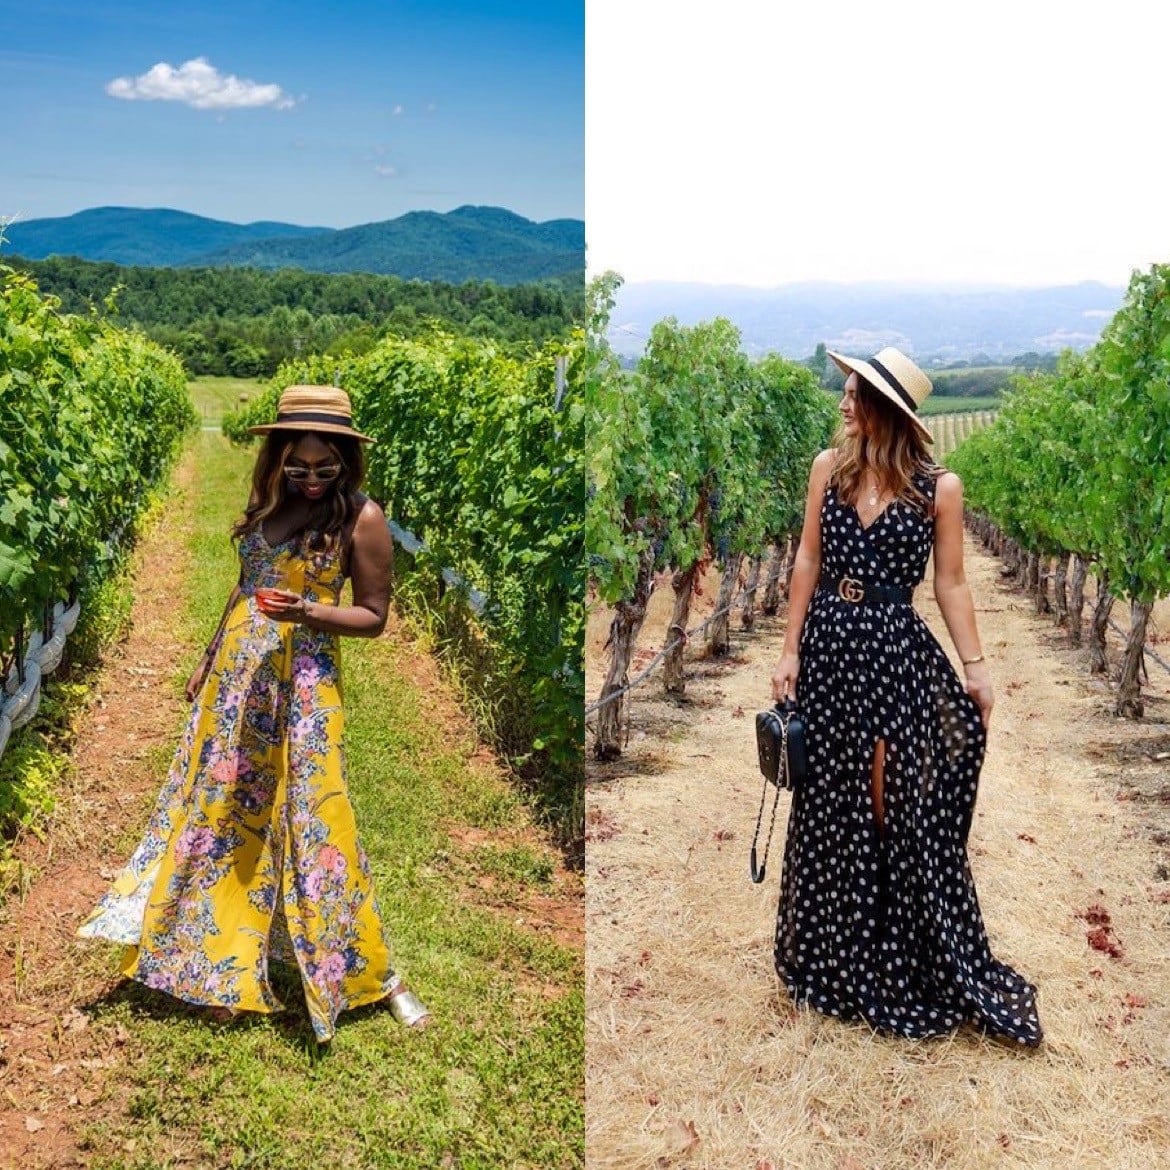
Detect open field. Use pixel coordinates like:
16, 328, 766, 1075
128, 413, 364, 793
188, 375, 266, 427
918, 395, 1000, 416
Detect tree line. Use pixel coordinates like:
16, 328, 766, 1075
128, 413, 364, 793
6, 254, 584, 377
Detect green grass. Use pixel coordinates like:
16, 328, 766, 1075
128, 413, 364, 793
78, 431, 583, 1169
917, 395, 1000, 416
188, 375, 266, 427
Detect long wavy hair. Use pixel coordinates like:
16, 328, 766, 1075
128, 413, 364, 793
831, 374, 939, 516
231, 431, 366, 558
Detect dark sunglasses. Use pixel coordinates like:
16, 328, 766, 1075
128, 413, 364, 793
283, 461, 343, 483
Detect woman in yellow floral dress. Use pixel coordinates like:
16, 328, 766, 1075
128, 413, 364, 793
78, 385, 429, 1041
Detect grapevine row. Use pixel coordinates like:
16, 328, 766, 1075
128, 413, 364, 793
585, 274, 836, 758
948, 264, 1170, 716
0, 266, 196, 769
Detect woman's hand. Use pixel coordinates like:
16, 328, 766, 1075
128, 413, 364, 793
257, 589, 310, 623
185, 657, 210, 702
771, 652, 800, 703
964, 661, 994, 729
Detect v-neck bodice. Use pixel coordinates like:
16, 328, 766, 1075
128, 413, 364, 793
237, 528, 346, 606
819, 469, 937, 587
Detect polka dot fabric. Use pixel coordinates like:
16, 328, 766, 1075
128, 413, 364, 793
773, 466, 1043, 1046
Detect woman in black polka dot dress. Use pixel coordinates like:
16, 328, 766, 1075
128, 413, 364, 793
769, 347, 1042, 1047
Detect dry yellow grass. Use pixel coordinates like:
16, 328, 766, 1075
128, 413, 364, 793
585, 537, 1170, 1169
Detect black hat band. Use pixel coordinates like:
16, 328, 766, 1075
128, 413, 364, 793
866, 357, 918, 414
275, 410, 354, 427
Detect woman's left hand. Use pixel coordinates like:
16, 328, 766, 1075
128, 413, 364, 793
258, 589, 309, 623
964, 661, 994, 729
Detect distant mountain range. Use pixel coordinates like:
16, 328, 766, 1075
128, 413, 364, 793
609, 280, 1127, 363
5, 205, 585, 285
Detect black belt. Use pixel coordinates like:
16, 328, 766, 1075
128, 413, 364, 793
820, 575, 913, 605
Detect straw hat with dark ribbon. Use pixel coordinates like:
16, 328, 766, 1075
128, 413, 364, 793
826, 347, 933, 443
247, 385, 374, 444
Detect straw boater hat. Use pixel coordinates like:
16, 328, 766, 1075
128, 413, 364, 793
247, 385, 374, 444
827, 347, 933, 443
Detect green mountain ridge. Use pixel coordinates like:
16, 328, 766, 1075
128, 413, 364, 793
3, 206, 328, 267
4, 204, 584, 286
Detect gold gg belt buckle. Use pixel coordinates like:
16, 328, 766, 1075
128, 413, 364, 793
837, 576, 865, 603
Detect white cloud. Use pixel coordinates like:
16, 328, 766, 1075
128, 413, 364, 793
106, 57, 296, 111
374, 165, 397, 177
392, 104, 404, 116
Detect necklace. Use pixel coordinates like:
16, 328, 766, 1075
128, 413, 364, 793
866, 478, 879, 507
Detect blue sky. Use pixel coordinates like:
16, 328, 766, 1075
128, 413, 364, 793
2, 0, 582, 228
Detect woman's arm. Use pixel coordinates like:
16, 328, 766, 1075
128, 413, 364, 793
266, 499, 391, 638
771, 448, 834, 701
185, 579, 243, 700
932, 470, 993, 727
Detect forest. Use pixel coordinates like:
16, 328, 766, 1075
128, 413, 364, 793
7, 254, 584, 375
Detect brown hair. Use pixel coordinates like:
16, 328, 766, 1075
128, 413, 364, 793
830, 375, 938, 515
231, 431, 366, 558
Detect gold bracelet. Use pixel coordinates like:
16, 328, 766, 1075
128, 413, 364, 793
961, 653, 985, 666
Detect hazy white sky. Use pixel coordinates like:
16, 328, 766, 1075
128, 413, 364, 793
587, 0, 1165, 287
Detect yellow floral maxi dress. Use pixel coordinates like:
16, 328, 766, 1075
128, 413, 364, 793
78, 527, 402, 1041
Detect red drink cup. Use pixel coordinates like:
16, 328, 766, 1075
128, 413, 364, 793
255, 587, 283, 614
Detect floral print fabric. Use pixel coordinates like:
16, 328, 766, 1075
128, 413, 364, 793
78, 528, 400, 1040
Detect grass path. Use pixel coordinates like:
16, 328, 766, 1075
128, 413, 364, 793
0, 430, 583, 1169
585, 536, 1170, 1169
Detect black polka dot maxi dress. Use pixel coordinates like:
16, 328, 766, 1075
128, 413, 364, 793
773, 466, 1043, 1046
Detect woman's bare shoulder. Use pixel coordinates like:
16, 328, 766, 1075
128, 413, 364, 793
808, 447, 838, 488
346, 495, 390, 558
934, 469, 963, 505
353, 493, 385, 527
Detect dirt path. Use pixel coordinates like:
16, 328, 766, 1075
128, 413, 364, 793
585, 536, 1170, 1169
0, 453, 201, 1168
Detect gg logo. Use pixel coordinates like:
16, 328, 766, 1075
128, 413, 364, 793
838, 577, 865, 604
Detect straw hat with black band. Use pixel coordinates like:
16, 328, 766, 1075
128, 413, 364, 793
247, 385, 375, 444
826, 347, 934, 444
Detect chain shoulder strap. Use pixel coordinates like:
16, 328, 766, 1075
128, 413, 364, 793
749, 711, 789, 884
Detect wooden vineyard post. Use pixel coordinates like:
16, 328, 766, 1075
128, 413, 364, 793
707, 552, 742, 656
761, 540, 786, 615
663, 563, 698, 696
1068, 553, 1087, 647
1116, 599, 1153, 717
784, 534, 797, 597
1089, 570, 1114, 675
1053, 553, 1069, 628
592, 546, 655, 760
740, 556, 761, 631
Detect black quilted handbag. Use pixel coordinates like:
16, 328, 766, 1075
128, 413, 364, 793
749, 699, 807, 883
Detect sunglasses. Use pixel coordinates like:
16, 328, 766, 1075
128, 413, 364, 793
283, 461, 343, 483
